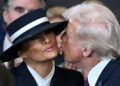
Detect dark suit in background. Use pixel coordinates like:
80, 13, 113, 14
0, 16, 5, 54
0, 30, 5, 54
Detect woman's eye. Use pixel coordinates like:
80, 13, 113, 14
44, 30, 52, 34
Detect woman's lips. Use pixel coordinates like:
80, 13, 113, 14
44, 46, 55, 52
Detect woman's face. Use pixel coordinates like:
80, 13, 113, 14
19, 30, 58, 63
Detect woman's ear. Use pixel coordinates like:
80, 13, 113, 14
18, 51, 27, 59
82, 47, 92, 57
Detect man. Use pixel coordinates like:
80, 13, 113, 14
0, 0, 46, 68
62, 1, 120, 86
2, 0, 46, 53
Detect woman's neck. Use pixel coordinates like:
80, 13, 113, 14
25, 60, 53, 78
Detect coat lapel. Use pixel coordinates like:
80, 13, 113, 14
50, 66, 64, 86
50, 66, 68, 86
12, 62, 38, 86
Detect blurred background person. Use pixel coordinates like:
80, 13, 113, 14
47, 6, 67, 23
62, 1, 120, 86
0, 62, 13, 86
1, 0, 46, 69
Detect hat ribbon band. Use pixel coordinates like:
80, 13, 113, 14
10, 17, 49, 42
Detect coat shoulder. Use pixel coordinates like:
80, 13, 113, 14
54, 66, 84, 86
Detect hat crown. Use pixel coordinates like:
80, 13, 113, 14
6, 9, 49, 43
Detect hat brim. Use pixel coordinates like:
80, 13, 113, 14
0, 21, 68, 62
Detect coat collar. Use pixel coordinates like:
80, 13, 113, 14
12, 62, 83, 86
13, 62, 38, 86
12, 62, 68, 86
95, 58, 120, 86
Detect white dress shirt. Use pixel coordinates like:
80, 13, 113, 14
27, 62, 55, 86
88, 57, 111, 86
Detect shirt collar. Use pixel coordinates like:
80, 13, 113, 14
88, 57, 111, 86
27, 61, 55, 86
3, 34, 12, 51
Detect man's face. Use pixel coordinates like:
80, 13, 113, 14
3, 0, 42, 25
61, 20, 83, 63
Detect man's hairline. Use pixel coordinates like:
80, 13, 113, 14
3, 0, 46, 10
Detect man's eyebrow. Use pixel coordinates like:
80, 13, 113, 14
14, 6, 25, 10
13, 6, 38, 12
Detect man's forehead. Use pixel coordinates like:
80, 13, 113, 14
68, 19, 81, 31
6, 0, 42, 13
9, 0, 41, 8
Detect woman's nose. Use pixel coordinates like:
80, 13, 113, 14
44, 37, 50, 43
42, 34, 50, 44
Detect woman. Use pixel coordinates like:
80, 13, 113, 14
0, 9, 84, 86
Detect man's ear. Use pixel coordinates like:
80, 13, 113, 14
3, 10, 10, 25
82, 47, 92, 57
